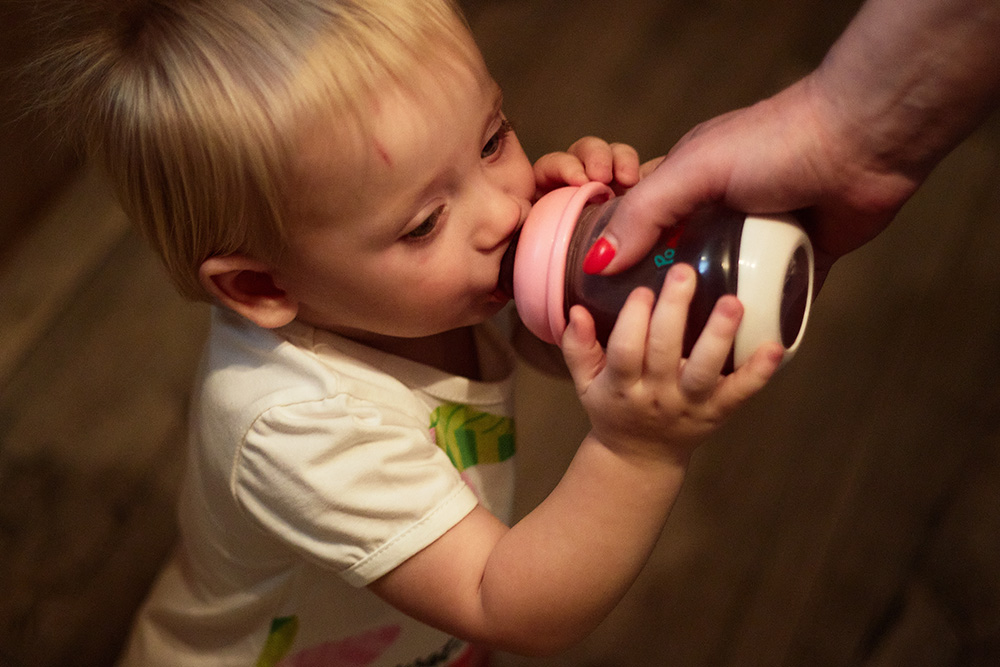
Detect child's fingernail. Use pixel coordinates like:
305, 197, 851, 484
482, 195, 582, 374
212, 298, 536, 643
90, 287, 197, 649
717, 298, 741, 318
669, 264, 691, 282
583, 237, 616, 274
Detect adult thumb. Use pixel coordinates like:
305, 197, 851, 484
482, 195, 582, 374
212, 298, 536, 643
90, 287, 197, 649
582, 155, 714, 275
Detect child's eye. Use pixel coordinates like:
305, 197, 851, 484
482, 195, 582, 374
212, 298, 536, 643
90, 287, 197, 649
481, 119, 513, 159
406, 208, 443, 240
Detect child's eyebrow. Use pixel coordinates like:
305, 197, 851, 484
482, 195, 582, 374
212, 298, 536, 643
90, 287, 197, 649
486, 84, 504, 129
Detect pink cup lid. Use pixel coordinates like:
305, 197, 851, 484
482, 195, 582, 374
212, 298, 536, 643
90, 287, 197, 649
513, 182, 614, 344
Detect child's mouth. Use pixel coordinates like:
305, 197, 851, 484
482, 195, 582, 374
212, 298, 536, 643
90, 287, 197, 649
496, 226, 522, 301
488, 286, 511, 305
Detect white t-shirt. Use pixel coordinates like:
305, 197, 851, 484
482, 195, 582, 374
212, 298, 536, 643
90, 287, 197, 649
118, 308, 517, 666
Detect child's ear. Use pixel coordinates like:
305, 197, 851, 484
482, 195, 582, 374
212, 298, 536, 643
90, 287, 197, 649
199, 255, 299, 329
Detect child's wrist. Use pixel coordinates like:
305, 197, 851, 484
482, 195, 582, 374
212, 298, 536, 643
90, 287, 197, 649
585, 430, 696, 474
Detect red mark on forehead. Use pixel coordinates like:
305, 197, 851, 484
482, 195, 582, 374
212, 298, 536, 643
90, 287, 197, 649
373, 140, 393, 168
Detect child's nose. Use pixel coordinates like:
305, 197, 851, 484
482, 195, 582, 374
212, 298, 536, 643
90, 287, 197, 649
474, 186, 524, 251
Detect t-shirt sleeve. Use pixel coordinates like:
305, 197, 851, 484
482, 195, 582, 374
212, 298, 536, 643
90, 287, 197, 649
232, 393, 479, 587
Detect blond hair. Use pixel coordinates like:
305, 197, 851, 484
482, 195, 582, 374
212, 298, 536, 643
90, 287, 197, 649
41, 0, 479, 301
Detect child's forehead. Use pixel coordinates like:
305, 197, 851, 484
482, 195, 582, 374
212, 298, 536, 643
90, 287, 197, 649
288, 56, 499, 222
299, 52, 496, 157
292, 25, 491, 131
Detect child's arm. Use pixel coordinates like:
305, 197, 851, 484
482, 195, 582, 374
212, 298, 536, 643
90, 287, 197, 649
371, 265, 784, 655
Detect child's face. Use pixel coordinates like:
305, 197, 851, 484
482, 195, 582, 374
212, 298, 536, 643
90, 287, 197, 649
275, 57, 535, 344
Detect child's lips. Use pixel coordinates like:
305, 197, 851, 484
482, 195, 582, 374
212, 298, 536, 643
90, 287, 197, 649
488, 285, 511, 304
496, 226, 522, 301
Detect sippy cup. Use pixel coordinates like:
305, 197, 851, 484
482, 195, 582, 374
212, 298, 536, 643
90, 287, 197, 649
498, 182, 814, 372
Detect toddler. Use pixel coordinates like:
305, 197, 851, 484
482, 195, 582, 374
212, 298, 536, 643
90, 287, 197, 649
43, 0, 784, 665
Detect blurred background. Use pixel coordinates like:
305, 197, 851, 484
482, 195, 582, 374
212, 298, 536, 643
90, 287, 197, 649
2, 0, 999, 665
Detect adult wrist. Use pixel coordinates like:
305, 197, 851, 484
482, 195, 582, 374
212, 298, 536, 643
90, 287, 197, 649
810, 0, 1000, 185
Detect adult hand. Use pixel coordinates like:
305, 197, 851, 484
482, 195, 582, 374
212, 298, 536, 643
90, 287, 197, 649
583, 0, 1000, 283
582, 74, 919, 285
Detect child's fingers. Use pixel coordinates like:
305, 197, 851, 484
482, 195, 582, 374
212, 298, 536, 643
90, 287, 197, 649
610, 142, 641, 188
603, 286, 657, 384
545, 139, 645, 191
533, 152, 590, 192
566, 136, 615, 184
713, 342, 784, 409
644, 264, 696, 381
678, 295, 744, 401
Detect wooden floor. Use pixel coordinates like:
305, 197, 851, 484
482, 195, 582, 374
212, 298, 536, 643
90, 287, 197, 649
3, 1, 1000, 665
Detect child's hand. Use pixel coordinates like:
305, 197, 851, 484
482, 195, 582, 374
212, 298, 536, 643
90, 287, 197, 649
560, 263, 784, 462
534, 137, 659, 197
372, 264, 781, 654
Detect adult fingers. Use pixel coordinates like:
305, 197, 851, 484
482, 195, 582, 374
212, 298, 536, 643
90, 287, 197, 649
582, 151, 722, 276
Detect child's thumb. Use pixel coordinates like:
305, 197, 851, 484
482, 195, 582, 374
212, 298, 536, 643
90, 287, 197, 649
559, 306, 604, 391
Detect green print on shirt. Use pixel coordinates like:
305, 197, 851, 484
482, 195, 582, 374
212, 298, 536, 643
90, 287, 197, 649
256, 622, 402, 666
256, 616, 299, 667
430, 403, 515, 472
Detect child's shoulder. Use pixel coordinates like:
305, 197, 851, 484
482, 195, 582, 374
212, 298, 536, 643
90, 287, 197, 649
200, 308, 421, 423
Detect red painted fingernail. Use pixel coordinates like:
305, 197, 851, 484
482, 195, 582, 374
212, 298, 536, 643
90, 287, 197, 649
583, 237, 616, 274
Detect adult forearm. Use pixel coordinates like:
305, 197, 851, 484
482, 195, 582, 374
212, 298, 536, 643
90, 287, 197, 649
814, 0, 1000, 181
